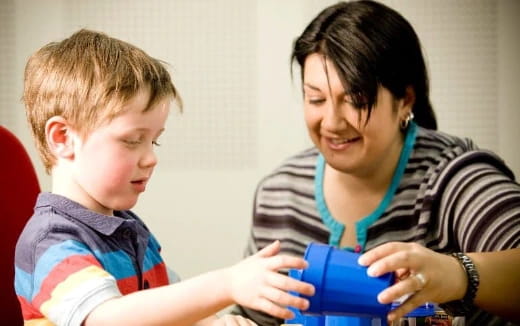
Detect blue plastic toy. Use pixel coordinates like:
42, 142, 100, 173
285, 243, 435, 326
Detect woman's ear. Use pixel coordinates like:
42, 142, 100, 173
403, 85, 416, 111
45, 116, 75, 160
397, 85, 416, 120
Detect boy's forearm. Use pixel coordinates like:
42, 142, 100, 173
192, 315, 220, 326
84, 268, 232, 326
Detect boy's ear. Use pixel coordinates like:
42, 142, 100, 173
45, 116, 75, 160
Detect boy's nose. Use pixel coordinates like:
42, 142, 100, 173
140, 148, 158, 168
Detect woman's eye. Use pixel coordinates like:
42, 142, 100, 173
308, 98, 325, 105
152, 140, 161, 147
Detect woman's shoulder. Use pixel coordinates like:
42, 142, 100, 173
413, 127, 515, 181
267, 147, 319, 174
415, 127, 478, 153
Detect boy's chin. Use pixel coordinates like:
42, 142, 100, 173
109, 198, 139, 211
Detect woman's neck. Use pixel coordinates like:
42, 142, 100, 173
327, 133, 404, 197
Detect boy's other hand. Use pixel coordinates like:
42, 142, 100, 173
216, 314, 257, 325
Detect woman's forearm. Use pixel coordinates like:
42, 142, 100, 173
469, 248, 520, 321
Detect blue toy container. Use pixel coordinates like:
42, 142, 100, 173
285, 243, 437, 326
297, 243, 394, 318
325, 315, 375, 326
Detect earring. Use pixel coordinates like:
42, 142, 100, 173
400, 111, 414, 130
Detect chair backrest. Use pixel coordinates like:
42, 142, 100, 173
0, 125, 40, 325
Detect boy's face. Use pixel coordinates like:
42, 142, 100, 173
70, 87, 170, 215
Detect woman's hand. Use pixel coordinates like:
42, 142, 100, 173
358, 242, 467, 322
225, 240, 315, 320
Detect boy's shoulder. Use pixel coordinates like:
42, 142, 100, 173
16, 193, 84, 251
15, 192, 144, 267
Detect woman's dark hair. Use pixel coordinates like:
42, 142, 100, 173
291, 0, 437, 130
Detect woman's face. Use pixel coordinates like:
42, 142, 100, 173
302, 53, 412, 176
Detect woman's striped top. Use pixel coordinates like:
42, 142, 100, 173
234, 124, 520, 326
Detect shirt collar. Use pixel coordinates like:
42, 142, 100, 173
36, 192, 128, 236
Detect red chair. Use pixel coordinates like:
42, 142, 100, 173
0, 125, 40, 325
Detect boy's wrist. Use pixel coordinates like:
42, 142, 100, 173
219, 267, 236, 305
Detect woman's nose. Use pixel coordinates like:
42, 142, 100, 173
322, 102, 347, 131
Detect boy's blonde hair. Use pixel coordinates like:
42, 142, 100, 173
23, 29, 182, 173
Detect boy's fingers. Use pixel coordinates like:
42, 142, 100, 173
267, 255, 308, 270
267, 272, 315, 296
256, 240, 280, 258
254, 297, 294, 320
260, 286, 310, 310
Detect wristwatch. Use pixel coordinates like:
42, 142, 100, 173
440, 252, 480, 316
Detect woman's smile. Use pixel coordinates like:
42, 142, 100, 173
325, 136, 361, 151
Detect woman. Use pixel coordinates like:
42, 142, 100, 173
235, 1, 520, 325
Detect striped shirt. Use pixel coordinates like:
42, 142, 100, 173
14, 193, 174, 326
234, 123, 520, 326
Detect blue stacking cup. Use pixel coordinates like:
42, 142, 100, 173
325, 315, 375, 326
390, 302, 435, 317
293, 243, 395, 318
286, 269, 326, 325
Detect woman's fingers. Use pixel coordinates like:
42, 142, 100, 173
358, 242, 405, 266
388, 291, 429, 322
377, 273, 428, 304
364, 243, 426, 277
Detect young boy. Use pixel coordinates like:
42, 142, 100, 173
15, 29, 314, 326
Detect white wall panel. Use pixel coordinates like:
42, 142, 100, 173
2, 1, 518, 281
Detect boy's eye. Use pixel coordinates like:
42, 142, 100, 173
123, 139, 141, 146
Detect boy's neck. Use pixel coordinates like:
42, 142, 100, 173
51, 165, 114, 216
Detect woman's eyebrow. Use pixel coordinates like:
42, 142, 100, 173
303, 83, 322, 91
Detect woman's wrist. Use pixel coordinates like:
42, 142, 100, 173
449, 253, 469, 301
440, 252, 480, 316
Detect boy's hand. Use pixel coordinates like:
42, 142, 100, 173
226, 240, 315, 320
195, 314, 257, 326
216, 314, 257, 325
